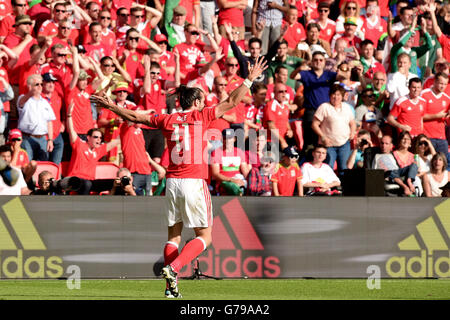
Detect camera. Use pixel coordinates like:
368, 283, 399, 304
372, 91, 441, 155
120, 176, 131, 187
359, 139, 369, 148
46, 177, 82, 194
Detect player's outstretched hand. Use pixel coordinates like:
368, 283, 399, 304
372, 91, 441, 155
90, 93, 115, 111
247, 56, 268, 82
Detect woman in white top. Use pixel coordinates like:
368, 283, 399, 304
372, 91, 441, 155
422, 152, 450, 197
413, 134, 436, 196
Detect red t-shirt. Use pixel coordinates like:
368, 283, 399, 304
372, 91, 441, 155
266, 84, 295, 104
119, 123, 152, 175
390, 96, 426, 137
439, 34, 450, 62
263, 99, 290, 138
218, 0, 244, 27
271, 162, 302, 196
0, 0, 12, 19
0, 14, 14, 38
67, 137, 108, 180
13, 148, 29, 169
423, 76, 450, 96
147, 107, 216, 179
159, 50, 175, 82
312, 19, 336, 43
42, 93, 63, 140
174, 42, 206, 83
0, 67, 10, 112
38, 19, 58, 37
361, 16, 387, 48
67, 86, 95, 135
3, 33, 37, 85
283, 21, 306, 49
84, 43, 113, 63
141, 80, 167, 130
40, 62, 73, 102
117, 46, 145, 82
422, 88, 450, 140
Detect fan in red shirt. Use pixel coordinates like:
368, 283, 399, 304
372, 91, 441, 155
423, 60, 450, 96
37, 2, 69, 39
262, 83, 293, 150
0, 0, 28, 43
283, 5, 306, 52
422, 73, 450, 153
154, 34, 176, 82
84, 22, 113, 63
66, 70, 96, 138
330, 17, 363, 53
65, 103, 120, 195
116, 28, 146, 85
3, 15, 37, 88
90, 56, 267, 299
387, 78, 426, 138
311, 2, 336, 44
271, 147, 303, 196
360, 0, 387, 47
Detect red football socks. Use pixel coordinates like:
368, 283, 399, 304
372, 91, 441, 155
170, 237, 206, 274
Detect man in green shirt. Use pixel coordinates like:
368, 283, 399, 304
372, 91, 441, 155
267, 39, 303, 90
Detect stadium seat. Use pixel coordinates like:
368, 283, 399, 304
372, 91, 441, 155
32, 161, 60, 186
95, 162, 120, 180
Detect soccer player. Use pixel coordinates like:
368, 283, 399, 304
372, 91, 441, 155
90, 56, 267, 298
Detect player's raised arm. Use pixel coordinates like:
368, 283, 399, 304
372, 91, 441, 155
90, 93, 153, 126
215, 56, 267, 119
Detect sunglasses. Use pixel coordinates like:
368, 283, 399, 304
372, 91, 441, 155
227, 63, 239, 67
188, 30, 199, 35
59, 26, 70, 30
128, 36, 139, 41
57, 53, 67, 57
55, 9, 66, 13
419, 141, 429, 146
11, 138, 22, 142
34, 82, 43, 87
276, 90, 287, 93
216, 83, 227, 86
15, 3, 27, 7
102, 64, 114, 67
346, 6, 357, 10
318, 9, 329, 12
100, 16, 111, 20
91, 135, 102, 139
133, 15, 144, 18
116, 90, 128, 94
119, 13, 129, 17
150, 71, 160, 75
364, 94, 376, 98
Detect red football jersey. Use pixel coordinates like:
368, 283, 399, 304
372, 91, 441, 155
67, 138, 108, 180
147, 107, 216, 179
271, 162, 302, 196
173, 43, 206, 83
422, 88, 450, 140
119, 123, 152, 175
390, 96, 426, 137
262, 99, 290, 139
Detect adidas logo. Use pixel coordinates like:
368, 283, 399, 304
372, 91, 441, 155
386, 200, 450, 278
179, 198, 281, 278
0, 197, 64, 279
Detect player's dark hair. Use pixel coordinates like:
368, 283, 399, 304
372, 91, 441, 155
307, 22, 321, 32
251, 82, 267, 94
313, 144, 327, 151
150, 62, 161, 69
89, 21, 101, 32
361, 39, 374, 47
408, 77, 422, 87
177, 86, 204, 110
329, 83, 346, 96
126, 28, 139, 38
0, 144, 12, 154
87, 128, 103, 138
100, 56, 113, 65
400, 6, 413, 15
435, 72, 449, 82
248, 38, 262, 48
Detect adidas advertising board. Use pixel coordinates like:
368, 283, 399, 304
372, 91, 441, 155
0, 196, 449, 279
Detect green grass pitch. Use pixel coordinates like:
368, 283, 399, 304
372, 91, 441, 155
0, 279, 449, 300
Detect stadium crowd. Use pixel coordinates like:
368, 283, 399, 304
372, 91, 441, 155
0, 0, 448, 197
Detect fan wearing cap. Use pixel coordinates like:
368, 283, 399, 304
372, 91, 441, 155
41, 72, 64, 165
98, 83, 135, 162
3, 15, 38, 92
66, 67, 96, 138
154, 33, 176, 82
0, 0, 28, 43
7, 128, 37, 185
335, 1, 364, 39
211, 128, 249, 195
330, 16, 363, 55
271, 146, 303, 197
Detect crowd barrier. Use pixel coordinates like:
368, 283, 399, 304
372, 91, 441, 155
0, 196, 449, 279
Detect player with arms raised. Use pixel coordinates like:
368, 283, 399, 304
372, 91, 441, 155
90, 56, 267, 298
